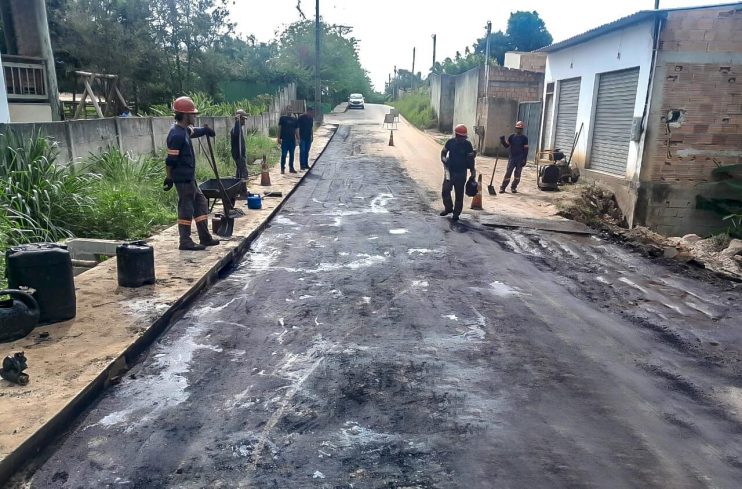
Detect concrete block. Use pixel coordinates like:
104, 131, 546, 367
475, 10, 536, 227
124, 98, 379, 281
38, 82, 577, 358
67, 239, 121, 260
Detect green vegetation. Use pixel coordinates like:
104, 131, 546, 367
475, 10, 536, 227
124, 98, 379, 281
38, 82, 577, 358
45, 1, 383, 110
392, 91, 436, 130
0, 130, 279, 285
145, 92, 271, 117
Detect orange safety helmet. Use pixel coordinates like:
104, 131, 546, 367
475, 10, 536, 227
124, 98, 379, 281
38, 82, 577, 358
515, 121, 525, 129
172, 96, 199, 114
454, 124, 468, 137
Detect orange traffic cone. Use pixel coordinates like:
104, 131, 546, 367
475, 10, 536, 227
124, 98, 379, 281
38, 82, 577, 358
260, 156, 271, 186
471, 174, 483, 210
388, 130, 394, 146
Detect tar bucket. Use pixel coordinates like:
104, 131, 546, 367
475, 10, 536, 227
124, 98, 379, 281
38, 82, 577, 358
116, 241, 155, 288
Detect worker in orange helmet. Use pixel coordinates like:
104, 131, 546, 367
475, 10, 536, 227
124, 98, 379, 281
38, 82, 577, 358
163, 96, 220, 251
440, 124, 477, 221
499, 121, 529, 194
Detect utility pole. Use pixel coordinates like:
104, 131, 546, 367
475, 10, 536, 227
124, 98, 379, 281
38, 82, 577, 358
411, 47, 416, 90
654, 0, 660, 8
432, 34, 437, 70
393, 65, 397, 101
315, 0, 322, 122
484, 21, 492, 94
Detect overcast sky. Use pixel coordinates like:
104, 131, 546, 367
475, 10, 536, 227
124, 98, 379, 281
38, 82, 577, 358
230, 0, 728, 90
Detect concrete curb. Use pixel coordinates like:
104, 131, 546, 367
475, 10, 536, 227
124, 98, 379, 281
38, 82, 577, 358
332, 102, 349, 113
0, 125, 340, 484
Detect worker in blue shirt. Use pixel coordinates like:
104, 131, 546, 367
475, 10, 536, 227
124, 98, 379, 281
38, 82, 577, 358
163, 96, 220, 251
500, 121, 529, 194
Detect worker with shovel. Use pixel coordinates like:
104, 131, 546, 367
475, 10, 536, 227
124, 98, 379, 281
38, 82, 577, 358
499, 121, 529, 194
440, 124, 477, 221
231, 109, 248, 180
163, 96, 221, 251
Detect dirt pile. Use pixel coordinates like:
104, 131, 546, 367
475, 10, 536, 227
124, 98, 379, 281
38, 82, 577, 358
557, 184, 626, 228
559, 184, 742, 280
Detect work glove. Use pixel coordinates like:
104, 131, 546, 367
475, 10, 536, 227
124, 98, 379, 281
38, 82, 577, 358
163, 177, 174, 191
499, 135, 506, 143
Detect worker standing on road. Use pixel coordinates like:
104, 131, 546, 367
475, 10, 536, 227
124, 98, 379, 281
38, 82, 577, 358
163, 96, 221, 251
277, 108, 299, 174
499, 121, 529, 194
440, 124, 477, 221
297, 107, 314, 171
231, 109, 248, 180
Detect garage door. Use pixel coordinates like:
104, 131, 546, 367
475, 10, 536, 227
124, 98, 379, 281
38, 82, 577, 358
589, 68, 640, 176
554, 78, 581, 152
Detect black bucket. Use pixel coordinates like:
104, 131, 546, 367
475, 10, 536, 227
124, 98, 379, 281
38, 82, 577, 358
116, 241, 155, 288
6, 243, 76, 324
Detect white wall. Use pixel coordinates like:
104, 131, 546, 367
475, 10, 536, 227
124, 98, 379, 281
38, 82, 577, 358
543, 20, 655, 179
9, 103, 53, 122
0, 58, 10, 124
504, 52, 522, 70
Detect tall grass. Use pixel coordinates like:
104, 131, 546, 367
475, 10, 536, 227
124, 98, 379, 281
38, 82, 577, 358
145, 92, 271, 117
392, 90, 436, 130
0, 130, 97, 242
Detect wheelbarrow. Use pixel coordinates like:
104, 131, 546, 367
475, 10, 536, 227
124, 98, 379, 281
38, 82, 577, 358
199, 178, 245, 212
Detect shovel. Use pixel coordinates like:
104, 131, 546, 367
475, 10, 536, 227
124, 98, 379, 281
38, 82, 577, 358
488, 155, 500, 195
204, 134, 235, 237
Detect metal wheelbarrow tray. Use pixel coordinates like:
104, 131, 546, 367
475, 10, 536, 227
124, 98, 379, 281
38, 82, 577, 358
199, 178, 245, 210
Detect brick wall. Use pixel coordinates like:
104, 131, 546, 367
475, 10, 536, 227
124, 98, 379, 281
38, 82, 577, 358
635, 6, 742, 236
645, 7, 742, 184
482, 66, 544, 102
519, 53, 547, 73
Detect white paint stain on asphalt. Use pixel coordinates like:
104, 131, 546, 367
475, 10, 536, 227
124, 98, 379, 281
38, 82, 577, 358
489, 281, 524, 297
442, 314, 459, 321
412, 280, 429, 288
389, 229, 409, 235
92, 321, 222, 431
273, 215, 300, 228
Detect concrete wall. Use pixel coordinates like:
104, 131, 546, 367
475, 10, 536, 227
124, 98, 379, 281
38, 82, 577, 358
543, 20, 656, 176
635, 6, 742, 236
453, 68, 481, 139
430, 73, 455, 132
8, 103, 52, 122
478, 97, 519, 155
0, 83, 297, 164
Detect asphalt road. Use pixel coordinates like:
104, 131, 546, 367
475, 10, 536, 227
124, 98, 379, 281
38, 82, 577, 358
20, 105, 742, 488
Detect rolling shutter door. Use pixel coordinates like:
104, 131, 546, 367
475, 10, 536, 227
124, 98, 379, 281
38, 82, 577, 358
589, 68, 640, 176
554, 78, 580, 152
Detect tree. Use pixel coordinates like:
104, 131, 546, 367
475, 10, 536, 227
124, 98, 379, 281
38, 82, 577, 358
506, 11, 553, 52
473, 11, 552, 65
274, 20, 373, 105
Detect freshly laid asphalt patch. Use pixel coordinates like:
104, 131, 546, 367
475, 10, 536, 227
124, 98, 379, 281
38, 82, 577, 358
16, 115, 742, 488
480, 214, 595, 235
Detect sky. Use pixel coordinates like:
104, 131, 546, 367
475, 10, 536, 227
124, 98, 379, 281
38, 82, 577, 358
229, 0, 730, 91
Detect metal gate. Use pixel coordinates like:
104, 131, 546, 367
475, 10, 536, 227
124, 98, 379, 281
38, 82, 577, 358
517, 101, 542, 161
554, 78, 581, 153
589, 68, 640, 176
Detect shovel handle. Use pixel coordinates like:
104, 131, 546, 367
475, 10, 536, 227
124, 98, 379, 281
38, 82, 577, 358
205, 135, 233, 215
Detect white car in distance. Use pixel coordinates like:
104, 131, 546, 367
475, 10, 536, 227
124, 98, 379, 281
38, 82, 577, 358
348, 93, 365, 109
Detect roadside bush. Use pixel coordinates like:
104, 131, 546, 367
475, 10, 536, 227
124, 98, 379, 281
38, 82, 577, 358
0, 130, 96, 242
392, 91, 436, 130
145, 92, 270, 117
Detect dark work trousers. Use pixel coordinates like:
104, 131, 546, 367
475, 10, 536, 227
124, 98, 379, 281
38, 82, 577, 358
442, 171, 468, 217
280, 139, 297, 172
234, 156, 248, 179
501, 159, 526, 191
299, 139, 312, 169
175, 181, 211, 244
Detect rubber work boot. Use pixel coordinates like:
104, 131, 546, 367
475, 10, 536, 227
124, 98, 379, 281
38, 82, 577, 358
500, 187, 507, 194
196, 221, 220, 246
511, 188, 518, 194
178, 224, 206, 251
451, 214, 460, 222
440, 210, 452, 216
